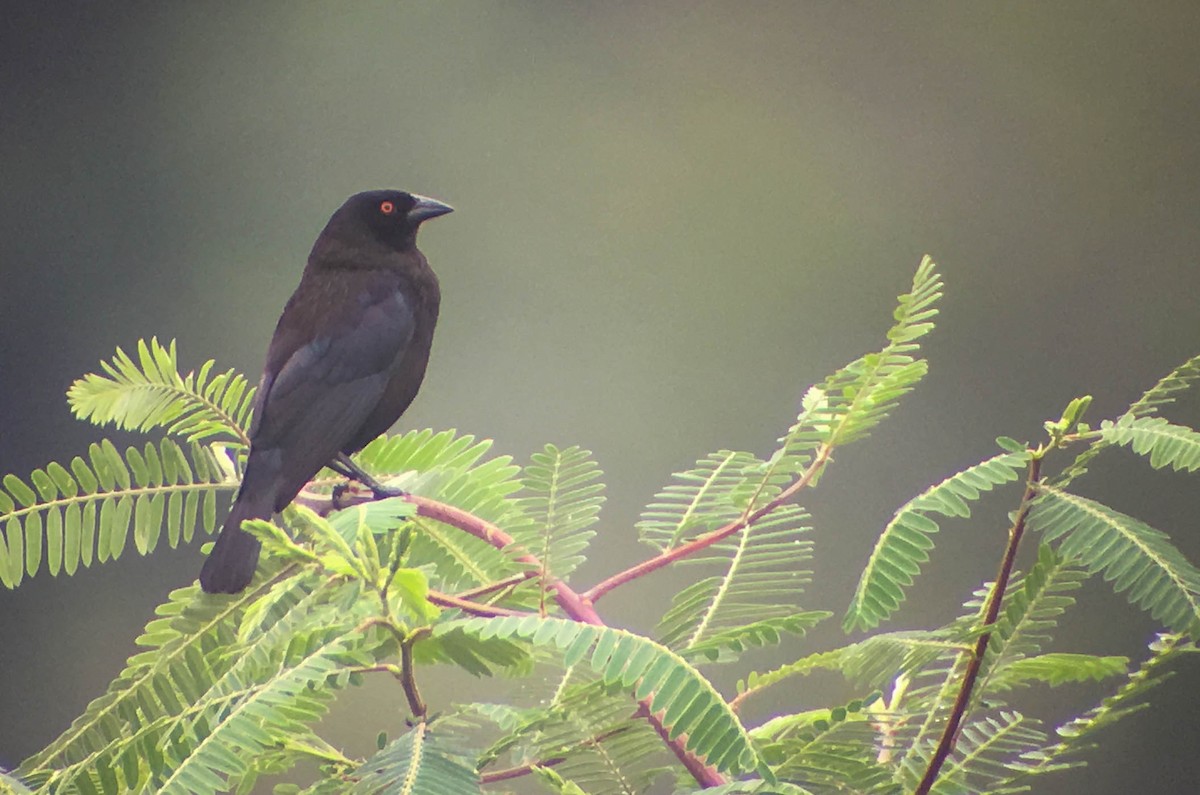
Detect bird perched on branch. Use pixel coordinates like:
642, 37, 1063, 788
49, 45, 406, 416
199, 190, 453, 594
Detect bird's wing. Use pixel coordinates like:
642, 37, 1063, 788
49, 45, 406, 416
247, 277, 416, 485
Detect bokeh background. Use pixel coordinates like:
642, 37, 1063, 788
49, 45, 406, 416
3, 3, 1200, 792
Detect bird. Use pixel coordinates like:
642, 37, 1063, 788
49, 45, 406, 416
199, 190, 453, 594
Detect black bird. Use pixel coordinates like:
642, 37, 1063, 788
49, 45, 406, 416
199, 190, 452, 594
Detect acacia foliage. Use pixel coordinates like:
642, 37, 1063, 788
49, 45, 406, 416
4, 258, 1200, 795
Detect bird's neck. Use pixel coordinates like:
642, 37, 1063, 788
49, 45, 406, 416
307, 234, 420, 273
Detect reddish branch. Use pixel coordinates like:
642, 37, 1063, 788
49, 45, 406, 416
297, 488, 723, 787
454, 572, 536, 600
913, 454, 1043, 795
583, 443, 832, 603
427, 588, 529, 618
479, 758, 566, 784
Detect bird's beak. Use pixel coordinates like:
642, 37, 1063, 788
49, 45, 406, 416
407, 194, 454, 223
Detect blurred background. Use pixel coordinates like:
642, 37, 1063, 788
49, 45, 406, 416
3, 3, 1199, 792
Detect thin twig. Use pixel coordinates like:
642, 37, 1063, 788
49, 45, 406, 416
583, 443, 833, 603
400, 628, 431, 720
355, 618, 430, 720
478, 720, 635, 783
348, 663, 402, 677
427, 588, 531, 617
913, 453, 1043, 795
480, 757, 566, 784
454, 572, 536, 600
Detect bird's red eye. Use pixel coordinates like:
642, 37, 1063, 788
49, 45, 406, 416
380, 201, 395, 215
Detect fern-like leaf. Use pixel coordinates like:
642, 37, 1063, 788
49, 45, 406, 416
153, 615, 368, 794
844, 450, 1029, 631
351, 430, 527, 592
20, 567, 301, 783
656, 503, 816, 662
472, 671, 669, 795
736, 630, 963, 705
446, 616, 770, 780
1030, 486, 1200, 636
772, 257, 942, 481
681, 612, 830, 664
638, 451, 767, 552
1124, 351, 1200, 419
986, 653, 1127, 692
972, 544, 1088, 701
1056, 352, 1200, 485
509, 444, 605, 584
1007, 633, 1199, 782
757, 700, 896, 794
900, 711, 1046, 794
0, 439, 231, 587
1099, 415, 1200, 472
67, 337, 254, 446
351, 722, 480, 795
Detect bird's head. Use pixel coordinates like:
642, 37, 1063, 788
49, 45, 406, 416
328, 190, 454, 253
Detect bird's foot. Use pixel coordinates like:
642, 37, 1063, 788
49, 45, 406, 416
366, 482, 408, 500
331, 453, 408, 500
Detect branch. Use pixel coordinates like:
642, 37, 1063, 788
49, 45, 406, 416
454, 572, 536, 600
913, 453, 1043, 795
479, 758, 566, 785
478, 721, 636, 784
427, 588, 531, 618
583, 443, 832, 603
409, 497, 607, 625
296, 488, 725, 788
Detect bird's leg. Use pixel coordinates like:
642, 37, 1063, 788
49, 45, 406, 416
332, 453, 408, 499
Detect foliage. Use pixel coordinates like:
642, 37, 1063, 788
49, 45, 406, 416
5, 256, 1200, 794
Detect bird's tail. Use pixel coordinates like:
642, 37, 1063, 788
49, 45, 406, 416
200, 484, 274, 594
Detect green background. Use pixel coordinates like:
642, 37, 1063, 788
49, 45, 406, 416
2, 3, 1199, 791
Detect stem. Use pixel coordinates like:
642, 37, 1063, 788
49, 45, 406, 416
357, 617, 430, 721
584, 444, 832, 603
400, 628, 429, 720
913, 454, 1043, 795
348, 663, 402, 677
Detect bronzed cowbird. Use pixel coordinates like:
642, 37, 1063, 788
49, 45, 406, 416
199, 190, 452, 594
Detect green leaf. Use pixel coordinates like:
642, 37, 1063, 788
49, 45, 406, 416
973, 544, 1088, 700
1099, 415, 1200, 472
681, 612, 831, 663
0, 440, 233, 586
775, 257, 942, 474
351, 722, 480, 795
1009, 633, 1200, 782
988, 653, 1127, 692
638, 450, 766, 552
1030, 486, 1200, 636
446, 616, 769, 780
656, 503, 816, 662
67, 338, 254, 447
844, 450, 1029, 631
388, 568, 438, 624
995, 436, 1026, 454
509, 444, 605, 583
